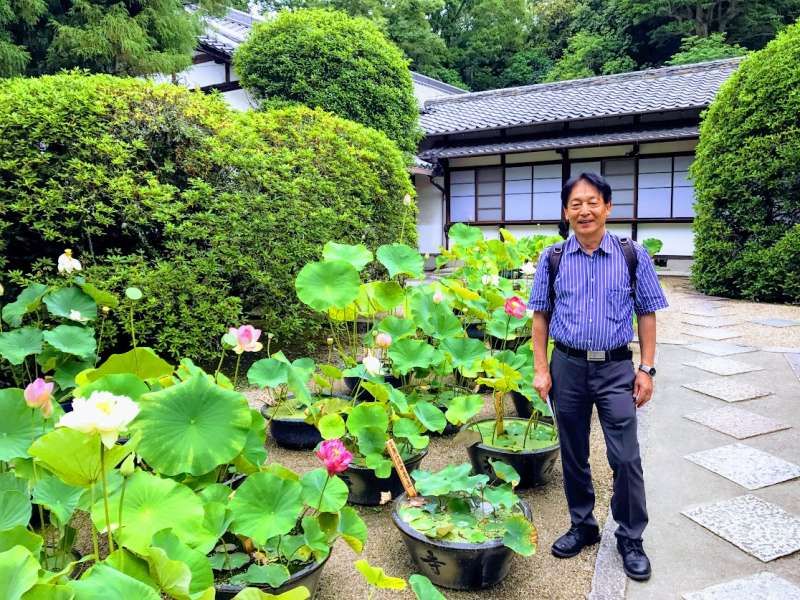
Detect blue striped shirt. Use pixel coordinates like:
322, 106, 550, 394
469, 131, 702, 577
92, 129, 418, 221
527, 232, 668, 350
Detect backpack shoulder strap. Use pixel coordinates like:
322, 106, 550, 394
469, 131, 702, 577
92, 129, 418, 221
618, 237, 639, 301
547, 241, 565, 311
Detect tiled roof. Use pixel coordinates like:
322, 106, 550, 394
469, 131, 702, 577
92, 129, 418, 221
420, 59, 742, 136
419, 125, 699, 160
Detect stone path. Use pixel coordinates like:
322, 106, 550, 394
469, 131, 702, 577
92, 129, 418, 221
590, 283, 800, 599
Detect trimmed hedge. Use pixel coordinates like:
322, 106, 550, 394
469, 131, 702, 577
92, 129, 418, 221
0, 73, 415, 362
691, 24, 800, 302
233, 9, 422, 155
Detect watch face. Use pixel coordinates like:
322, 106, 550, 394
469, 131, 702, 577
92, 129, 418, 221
648, 367, 656, 377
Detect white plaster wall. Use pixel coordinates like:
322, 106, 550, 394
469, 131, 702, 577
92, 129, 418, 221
606, 223, 633, 239
175, 61, 227, 89
221, 88, 258, 111
637, 223, 694, 256
504, 225, 560, 239
570, 145, 633, 159
449, 155, 502, 167
415, 175, 445, 254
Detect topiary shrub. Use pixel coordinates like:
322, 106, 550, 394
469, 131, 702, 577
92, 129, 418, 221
0, 73, 415, 363
233, 9, 422, 155
691, 24, 800, 302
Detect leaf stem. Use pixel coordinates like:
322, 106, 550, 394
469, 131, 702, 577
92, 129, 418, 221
315, 474, 330, 513
233, 354, 242, 388
89, 482, 99, 561
100, 445, 115, 554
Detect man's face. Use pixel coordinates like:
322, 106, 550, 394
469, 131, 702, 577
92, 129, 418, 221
563, 179, 612, 237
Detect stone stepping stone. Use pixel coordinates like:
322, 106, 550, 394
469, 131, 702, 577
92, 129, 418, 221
683, 326, 742, 341
683, 357, 763, 376
686, 341, 757, 357
684, 443, 800, 490
787, 354, 800, 380
658, 337, 690, 345
682, 494, 800, 562
761, 346, 800, 354
750, 318, 800, 328
684, 406, 790, 440
681, 316, 741, 328
682, 572, 800, 600
683, 309, 730, 317
683, 377, 771, 402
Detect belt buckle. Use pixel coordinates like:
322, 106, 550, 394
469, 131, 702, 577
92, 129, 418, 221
586, 350, 606, 362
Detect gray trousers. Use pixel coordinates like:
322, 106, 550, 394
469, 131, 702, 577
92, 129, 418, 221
550, 347, 648, 541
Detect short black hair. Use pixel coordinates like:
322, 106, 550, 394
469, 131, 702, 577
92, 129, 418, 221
561, 172, 612, 208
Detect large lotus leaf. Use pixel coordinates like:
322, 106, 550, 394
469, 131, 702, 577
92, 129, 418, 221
229, 472, 304, 544
230, 564, 291, 587
247, 358, 289, 389
77, 348, 173, 385
33, 473, 84, 527
300, 516, 329, 561
373, 316, 416, 341
0, 527, 42, 556
387, 339, 442, 375
376, 244, 424, 279
29, 428, 134, 487
2, 283, 48, 328
91, 471, 206, 555
317, 414, 345, 440
439, 337, 487, 376
272, 353, 315, 404
68, 563, 160, 600
0, 472, 26, 494
354, 559, 407, 590
502, 515, 537, 556
54, 357, 93, 390
146, 529, 214, 600
295, 261, 360, 311
0, 546, 39, 600
75, 279, 119, 310
0, 327, 43, 365
300, 469, 348, 513
448, 223, 483, 248
103, 548, 157, 589
412, 401, 446, 433
371, 281, 405, 311
444, 394, 484, 426
133, 375, 251, 476
231, 588, 310, 600
43, 325, 96, 358
477, 357, 522, 393
486, 308, 529, 340
232, 409, 268, 475
74, 373, 149, 403
322, 242, 373, 271
494, 350, 527, 371
392, 418, 428, 450
409, 574, 446, 600
44, 287, 97, 322
19, 583, 74, 599
0, 490, 31, 530
346, 402, 389, 435
337, 506, 367, 553
0, 388, 45, 461
412, 464, 488, 497
410, 294, 462, 340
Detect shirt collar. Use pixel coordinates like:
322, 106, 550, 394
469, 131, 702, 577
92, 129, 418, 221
566, 231, 614, 255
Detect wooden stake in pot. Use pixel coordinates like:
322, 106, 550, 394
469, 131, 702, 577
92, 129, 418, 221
385, 439, 417, 498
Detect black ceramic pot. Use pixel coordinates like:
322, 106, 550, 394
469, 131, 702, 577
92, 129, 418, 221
487, 334, 530, 351
260, 405, 321, 451
392, 493, 532, 590
465, 418, 559, 489
215, 553, 329, 600
509, 391, 555, 425
342, 450, 427, 506
59, 401, 73, 413
465, 323, 485, 341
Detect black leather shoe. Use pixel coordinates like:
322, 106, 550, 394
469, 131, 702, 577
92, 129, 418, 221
551, 524, 601, 558
617, 537, 651, 581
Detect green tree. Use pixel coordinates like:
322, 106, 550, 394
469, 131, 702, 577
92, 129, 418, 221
545, 31, 635, 81
691, 22, 800, 301
667, 33, 748, 65
234, 9, 421, 153
0, 0, 230, 77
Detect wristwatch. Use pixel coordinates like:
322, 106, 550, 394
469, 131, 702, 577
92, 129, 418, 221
639, 364, 656, 378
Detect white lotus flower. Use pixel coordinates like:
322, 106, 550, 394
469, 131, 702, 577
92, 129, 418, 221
57, 391, 140, 449
68, 309, 88, 323
57, 250, 82, 274
521, 261, 535, 276
432, 290, 444, 304
481, 274, 500, 287
362, 354, 382, 377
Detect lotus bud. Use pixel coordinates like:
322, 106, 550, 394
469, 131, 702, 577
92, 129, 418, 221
57, 249, 82, 274
432, 290, 444, 304
375, 332, 392, 349
120, 454, 136, 477
101, 305, 110, 314
403, 193, 412, 206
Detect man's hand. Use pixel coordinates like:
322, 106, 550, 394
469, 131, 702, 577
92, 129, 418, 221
633, 371, 654, 407
534, 369, 552, 403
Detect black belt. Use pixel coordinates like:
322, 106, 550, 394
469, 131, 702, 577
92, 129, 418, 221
555, 341, 632, 362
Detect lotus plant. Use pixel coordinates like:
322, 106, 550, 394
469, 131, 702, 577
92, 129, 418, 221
24, 377, 54, 418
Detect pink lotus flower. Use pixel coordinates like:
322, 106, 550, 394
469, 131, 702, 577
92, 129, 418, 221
432, 290, 444, 304
375, 333, 392, 349
24, 378, 54, 418
315, 439, 353, 476
228, 325, 263, 354
504, 296, 527, 319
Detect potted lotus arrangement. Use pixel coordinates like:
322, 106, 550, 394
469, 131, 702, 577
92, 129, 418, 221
392, 462, 536, 590
213, 439, 367, 598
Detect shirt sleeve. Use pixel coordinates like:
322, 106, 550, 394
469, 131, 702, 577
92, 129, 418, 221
527, 248, 552, 312
633, 243, 669, 315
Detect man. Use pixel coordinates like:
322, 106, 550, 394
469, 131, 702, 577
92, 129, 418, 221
528, 172, 668, 581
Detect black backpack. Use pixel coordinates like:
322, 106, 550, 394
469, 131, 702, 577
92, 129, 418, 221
547, 236, 638, 310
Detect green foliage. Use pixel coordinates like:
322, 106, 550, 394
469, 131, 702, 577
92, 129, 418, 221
667, 33, 748, 65
0, 74, 412, 363
234, 9, 421, 153
691, 23, 800, 302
